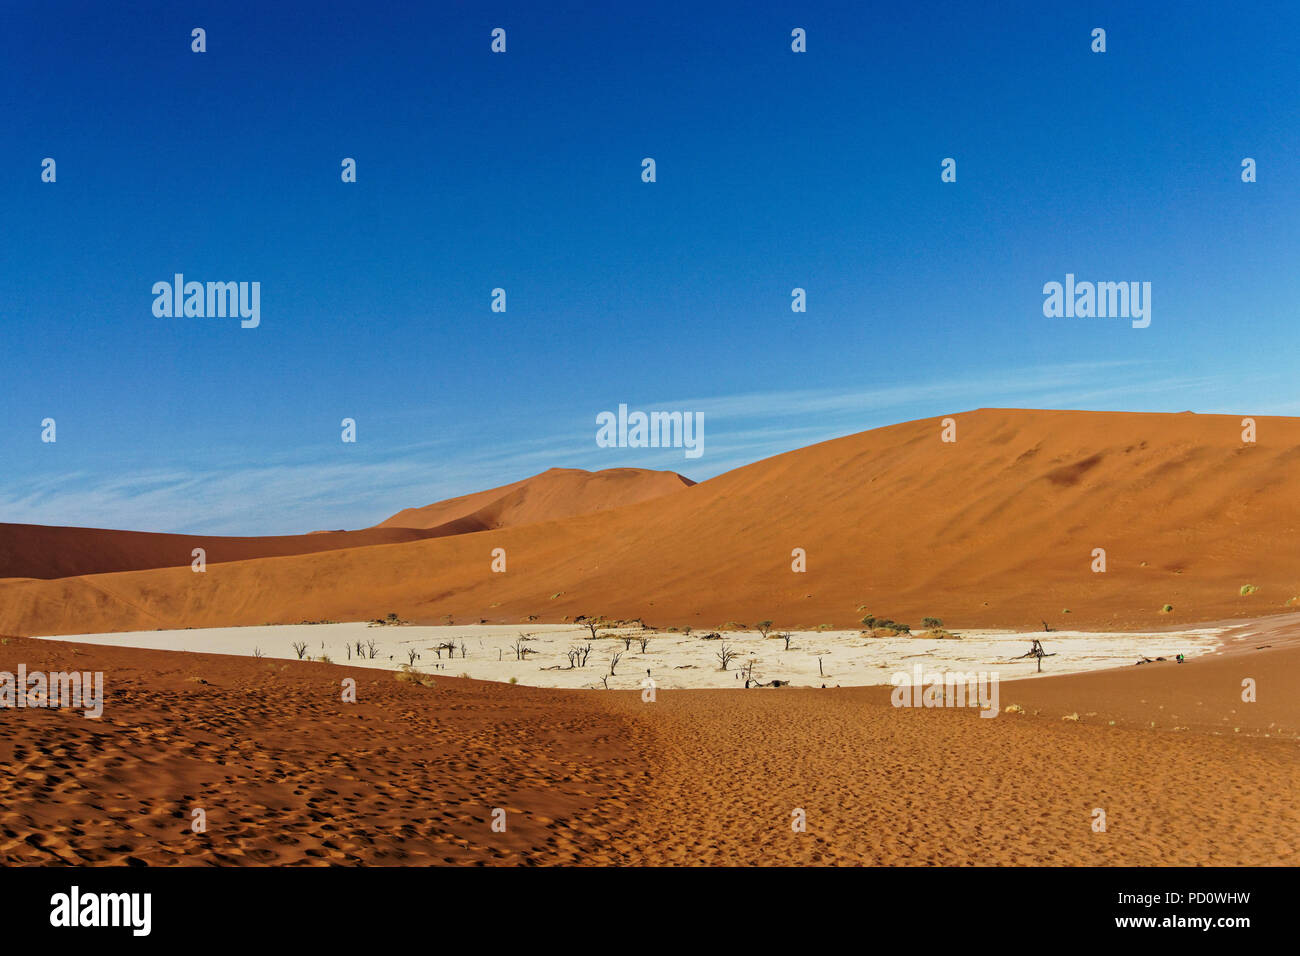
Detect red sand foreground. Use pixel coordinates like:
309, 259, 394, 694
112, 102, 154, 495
2, 616, 1295, 866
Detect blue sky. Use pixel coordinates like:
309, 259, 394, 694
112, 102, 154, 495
2, 1, 1298, 534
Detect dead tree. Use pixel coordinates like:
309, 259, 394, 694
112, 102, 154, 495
576, 616, 605, 640
638, 636, 650, 653
1011, 639, 1057, 673
610, 651, 623, 676
778, 632, 794, 650
291, 641, 308, 660
716, 644, 739, 671
566, 643, 594, 669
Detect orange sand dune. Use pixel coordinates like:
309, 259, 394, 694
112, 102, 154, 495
3, 408, 1300, 636
0, 467, 690, 581
374, 466, 694, 531
1, 628, 1294, 865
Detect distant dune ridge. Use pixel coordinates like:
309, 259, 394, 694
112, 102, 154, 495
0, 524, 439, 581
0, 467, 692, 580
374, 466, 695, 532
2, 408, 1299, 636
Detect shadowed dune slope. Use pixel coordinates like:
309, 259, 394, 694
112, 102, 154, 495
4, 409, 1300, 635
0, 636, 642, 866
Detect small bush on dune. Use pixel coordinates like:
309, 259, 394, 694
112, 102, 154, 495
1240, 584, 1258, 596
396, 665, 435, 688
